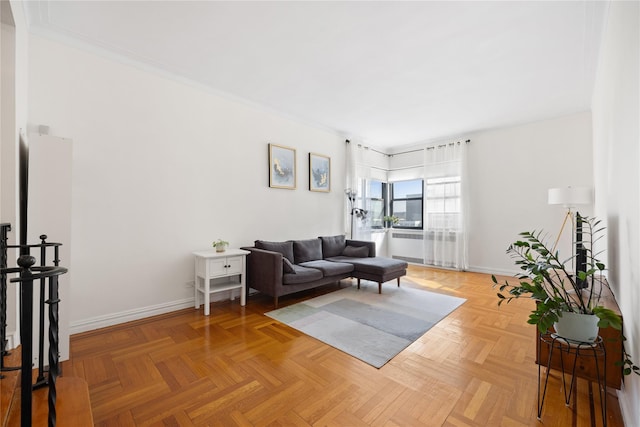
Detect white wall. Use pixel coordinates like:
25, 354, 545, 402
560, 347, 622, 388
0, 1, 18, 347
591, 1, 640, 424
1, 0, 29, 349
386, 113, 593, 274
465, 112, 593, 274
27, 35, 346, 332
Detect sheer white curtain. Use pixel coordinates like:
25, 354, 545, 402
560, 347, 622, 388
345, 141, 385, 240
345, 141, 366, 239
423, 141, 469, 270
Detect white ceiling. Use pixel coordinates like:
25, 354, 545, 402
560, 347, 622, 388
22, 1, 607, 149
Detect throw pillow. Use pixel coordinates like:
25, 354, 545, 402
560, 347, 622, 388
320, 235, 346, 258
342, 245, 369, 258
283, 258, 296, 274
293, 238, 323, 263
255, 240, 295, 263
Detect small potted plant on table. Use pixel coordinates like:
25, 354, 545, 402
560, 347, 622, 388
213, 239, 229, 253
383, 215, 400, 228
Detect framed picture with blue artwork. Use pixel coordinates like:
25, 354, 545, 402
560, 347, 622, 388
309, 153, 330, 192
269, 143, 296, 189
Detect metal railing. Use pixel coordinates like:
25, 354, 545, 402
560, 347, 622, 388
1, 223, 67, 427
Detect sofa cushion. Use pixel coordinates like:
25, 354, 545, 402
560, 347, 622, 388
320, 235, 346, 258
342, 245, 369, 258
298, 260, 354, 276
282, 265, 323, 285
339, 257, 408, 275
293, 238, 323, 263
283, 258, 296, 274
255, 240, 294, 263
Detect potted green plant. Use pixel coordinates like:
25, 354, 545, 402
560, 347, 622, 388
212, 239, 229, 253
491, 216, 638, 376
383, 215, 400, 228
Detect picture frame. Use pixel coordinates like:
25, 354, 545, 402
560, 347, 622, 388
309, 153, 331, 192
268, 143, 296, 189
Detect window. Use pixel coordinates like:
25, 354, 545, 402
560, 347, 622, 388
390, 179, 423, 229
359, 179, 386, 228
425, 176, 461, 230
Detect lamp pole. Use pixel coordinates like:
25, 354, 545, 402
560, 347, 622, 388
548, 186, 593, 285
345, 189, 356, 239
345, 189, 367, 239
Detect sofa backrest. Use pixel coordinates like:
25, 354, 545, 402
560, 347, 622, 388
320, 235, 346, 258
293, 238, 323, 263
253, 235, 376, 264
254, 240, 294, 263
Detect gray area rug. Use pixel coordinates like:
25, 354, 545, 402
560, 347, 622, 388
265, 285, 466, 368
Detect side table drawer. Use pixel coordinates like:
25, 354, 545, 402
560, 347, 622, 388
207, 258, 227, 277
207, 256, 243, 277
226, 256, 243, 275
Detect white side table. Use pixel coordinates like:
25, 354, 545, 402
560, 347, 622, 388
193, 248, 249, 316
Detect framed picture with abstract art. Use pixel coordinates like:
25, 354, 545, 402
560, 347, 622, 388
309, 153, 330, 192
268, 143, 296, 189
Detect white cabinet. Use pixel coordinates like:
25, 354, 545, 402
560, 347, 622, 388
28, 134, 73, 363
193, 249, 249, 316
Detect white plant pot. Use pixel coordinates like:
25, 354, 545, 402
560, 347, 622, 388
553, 312, 600, 343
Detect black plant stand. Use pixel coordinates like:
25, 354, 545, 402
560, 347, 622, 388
537, 332, 607, 426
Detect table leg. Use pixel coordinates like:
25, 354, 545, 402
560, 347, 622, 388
538, 335, 557, 419
240, 271, 246, 306
194, 260, 200, 309
204, 263, 210, 316
591, 345, 607, 426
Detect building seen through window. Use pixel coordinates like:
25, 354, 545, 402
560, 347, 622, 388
360, 179, 386, 228
425, 176, 461, 230
391, 179, 423, 229
358, 177, 460, 231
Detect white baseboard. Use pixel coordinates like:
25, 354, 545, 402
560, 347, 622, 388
4, 330, 19, 350
70, 297, 195, 335
466, 266, 517, 276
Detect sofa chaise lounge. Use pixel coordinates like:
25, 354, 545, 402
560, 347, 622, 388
242, 235, 408, 307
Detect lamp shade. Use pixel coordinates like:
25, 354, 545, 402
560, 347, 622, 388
548, 186, 593, 207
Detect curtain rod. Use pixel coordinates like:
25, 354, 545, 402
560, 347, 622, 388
347, 139, 471, 157
345, 139, 389, 157
391, 148, 423, 156
392, 139, 471, 156
387, 165, 424, 172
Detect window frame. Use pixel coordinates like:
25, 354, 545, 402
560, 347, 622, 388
424, 176, 461, 231
390, 179, 424, 230
362, 179, 387, 229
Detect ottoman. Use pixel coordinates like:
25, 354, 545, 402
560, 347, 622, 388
342, 257, 408, 294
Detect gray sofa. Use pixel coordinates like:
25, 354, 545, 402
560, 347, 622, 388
242, 235, 408, 307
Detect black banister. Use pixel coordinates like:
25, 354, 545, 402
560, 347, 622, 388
35, 235, 48, 388
0, 223, 13, 375
16, 254, 36, 427
47, 274, 61, 427
9, 265, 68, 278
1, 223, 67, 427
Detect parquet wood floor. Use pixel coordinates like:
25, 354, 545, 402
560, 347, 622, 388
63, 266, 624, 426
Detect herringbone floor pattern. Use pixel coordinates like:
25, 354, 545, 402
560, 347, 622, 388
63, 266, 623, 426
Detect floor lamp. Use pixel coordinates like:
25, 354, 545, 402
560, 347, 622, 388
548, 186, 593, 285
345, 188, 367, 239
